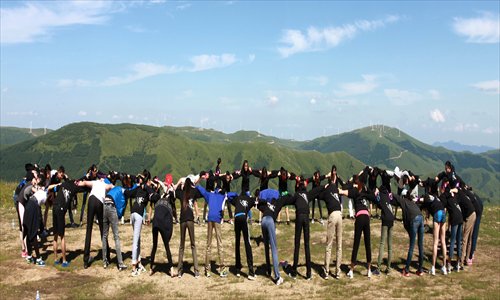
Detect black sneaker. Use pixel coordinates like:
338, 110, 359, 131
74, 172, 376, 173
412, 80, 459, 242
372, 268, 381, 276
118, 264, 127, 271
103, 260, 109, 269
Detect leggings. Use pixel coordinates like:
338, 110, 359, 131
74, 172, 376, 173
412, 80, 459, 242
351, 214, 371, 264
151, 225, 173, 268
178, 221, 199, 273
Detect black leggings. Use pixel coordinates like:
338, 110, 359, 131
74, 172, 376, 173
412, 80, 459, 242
234, 216, 254, 275
151, 225, 173, 268
27, 235, 40, 259
351, 214, 371, 264
311, 198, 323, 220
83, 195, 109, 264
293, 213, 311, 277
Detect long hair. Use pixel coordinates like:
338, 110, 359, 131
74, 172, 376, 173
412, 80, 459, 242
241, 160, 249, 172
182, 178, 193, 210
354, 175, 364, 192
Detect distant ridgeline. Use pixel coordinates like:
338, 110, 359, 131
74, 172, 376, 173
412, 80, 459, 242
0, 122, 498, 204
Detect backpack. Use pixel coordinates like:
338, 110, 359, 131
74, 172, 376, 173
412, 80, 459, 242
13, 179, 27, 203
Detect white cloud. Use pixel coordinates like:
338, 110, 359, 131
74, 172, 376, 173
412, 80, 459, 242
57, 78, 91, 88
125, 25, 147, 33
335, 74, 378, 97
0, 1, 124, 44
428, 89, 441, 100
112, 115, 119, 119
1, 87, 8, 94
430, 109, 445, 123
471, 80, 500, 94
248, 54, 256, 63
6, 111, 38, 116
482, 127, 498, 134
308, 76, 329, 86
453, 12, 500, 43
454, 123, 479, 132
267, 95, 279, 106
101, 62, 178, 86
278, 15, 399, 57
128, 114, 134, 119
189, 54, 237, 72
310, 98, 317, 105
176, 2, 192, 10
78, 110, 87, 116
384, 89, 421, 105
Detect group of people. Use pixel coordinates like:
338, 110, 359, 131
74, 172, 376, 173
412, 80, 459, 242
12, 159, 483, 285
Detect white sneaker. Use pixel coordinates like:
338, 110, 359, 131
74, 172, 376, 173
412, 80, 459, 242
276, 277, 284, 285
441, 266, 447, 275
456, 263, 461, 273
367, 269, 372, 278
430, 266, 435, 276
447, 263, 453, 274
347, 269, 354, 279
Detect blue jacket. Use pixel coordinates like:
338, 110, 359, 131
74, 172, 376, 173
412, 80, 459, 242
259, 189, 280, 202
197, 186, 237, 223
107, 184, 137, 219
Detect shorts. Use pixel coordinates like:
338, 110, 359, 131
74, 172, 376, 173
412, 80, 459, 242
433, 210, 446, 223
53, 205, 66, 236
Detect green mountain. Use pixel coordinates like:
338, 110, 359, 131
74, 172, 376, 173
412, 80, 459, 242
0, 122, 364, 192
1, 122, 497, 203
0, 126, 52, 149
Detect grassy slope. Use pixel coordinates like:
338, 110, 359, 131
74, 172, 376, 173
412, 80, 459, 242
0, 126, 51, 149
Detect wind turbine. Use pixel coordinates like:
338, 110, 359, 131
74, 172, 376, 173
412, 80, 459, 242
29, 121, 32, 134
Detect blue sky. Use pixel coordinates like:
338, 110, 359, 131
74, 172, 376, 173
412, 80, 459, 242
1, 1, 499, 147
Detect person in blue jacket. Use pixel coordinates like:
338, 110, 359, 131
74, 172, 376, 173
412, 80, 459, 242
196, 185, 238, 277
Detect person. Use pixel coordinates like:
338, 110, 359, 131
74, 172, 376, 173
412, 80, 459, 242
13, 163, 36, 258
23, 173, 47, 267
463, 187, 483, 265
253, 167, 276, 223
339, 176, 376, 279
317, 183, 343, 279
149, 185, 175, 277
256, 188, 289, 285
227, 192, 257, 280
78, 177, 114, 269
124, 170, 154, 276
176, 178, 200, 278
282, 176, 323, 280
232, 160, 254, 223
51, 179, 86, 267
101, 177, 131, 271
218, 171, 235, 224
392, 189, 425, 277
196, 184, 237, 277
435, 160, 459, 187
420, 177, 447, 276
439, 178, 463, 273
273, 167, 294, 225
455, 180, 476, 269
325, 165, 345, 218
372, 184, 395, 276
307, 171, 326, 224
174, 171, 205, 224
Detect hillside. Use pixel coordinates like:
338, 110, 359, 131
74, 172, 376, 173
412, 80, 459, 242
433, 140, 495, 154
0, 126, 52, 148
0, 122, 364, 191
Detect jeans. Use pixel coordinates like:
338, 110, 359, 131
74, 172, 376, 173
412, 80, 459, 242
261, 216, 280, 279
324, 211, 342, 276
470, 211, 482, 259
102, 202, 123, 266
131, 212, 143, 265
293, 213, 311, 278
405, 214, 424, 272
377, 225, 393, 270
178, 221, 198, 273
449, 223, 463, 263
234, 215, 254, 275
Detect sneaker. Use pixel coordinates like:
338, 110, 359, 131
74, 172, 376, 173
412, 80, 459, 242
21, 250, 28, 258
311, 219, 315, 224
170, 267, 175, 278
347, 269, 354, 279
467, 258, 472, 266
447, 263, 453, 274
62, 261, 70, 268
35, 258, 46, 267
177, 271, 183, 278
319, 219, 324, 225
194, 271, 200, 279
26, 256, 33, 264
276, 277, 284, 286
236, 271, 240, 278
367, 269, 372, 278
138, 263, 146, 273
248, 274, 256, 281
334, 273, 340, 279
456, 263, 461, 273
372, 269, 380, 276
70, 222, 79, 228
322, 268, 329, 280
103, 260, 109, 269
118, 264, 127, 271
54, 259, 61, 265
205, 271, 211, 278
402, 269, 410, 277
306, 276, 312, 281
430, 266, 436, 276
220, 269, 228, 277
416, 270, 424, 276
131, 268, 140, 277
441, 266, 447, 275
229, 219, 234, 225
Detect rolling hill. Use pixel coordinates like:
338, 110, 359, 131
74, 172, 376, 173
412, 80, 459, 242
0, 122, 498, 203
0, 126, 52, 149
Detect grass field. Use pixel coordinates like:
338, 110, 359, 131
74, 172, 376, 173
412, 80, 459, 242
0, 181, 499, 299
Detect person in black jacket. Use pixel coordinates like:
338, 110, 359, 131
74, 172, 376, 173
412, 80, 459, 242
372, 185, 395, 276
463, 187, 483, 265
392, 192, 424, 277
455, 180, 476, 268
339, 176, 376, 279
307, 171, 326, 224
439, 178, 463, 273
